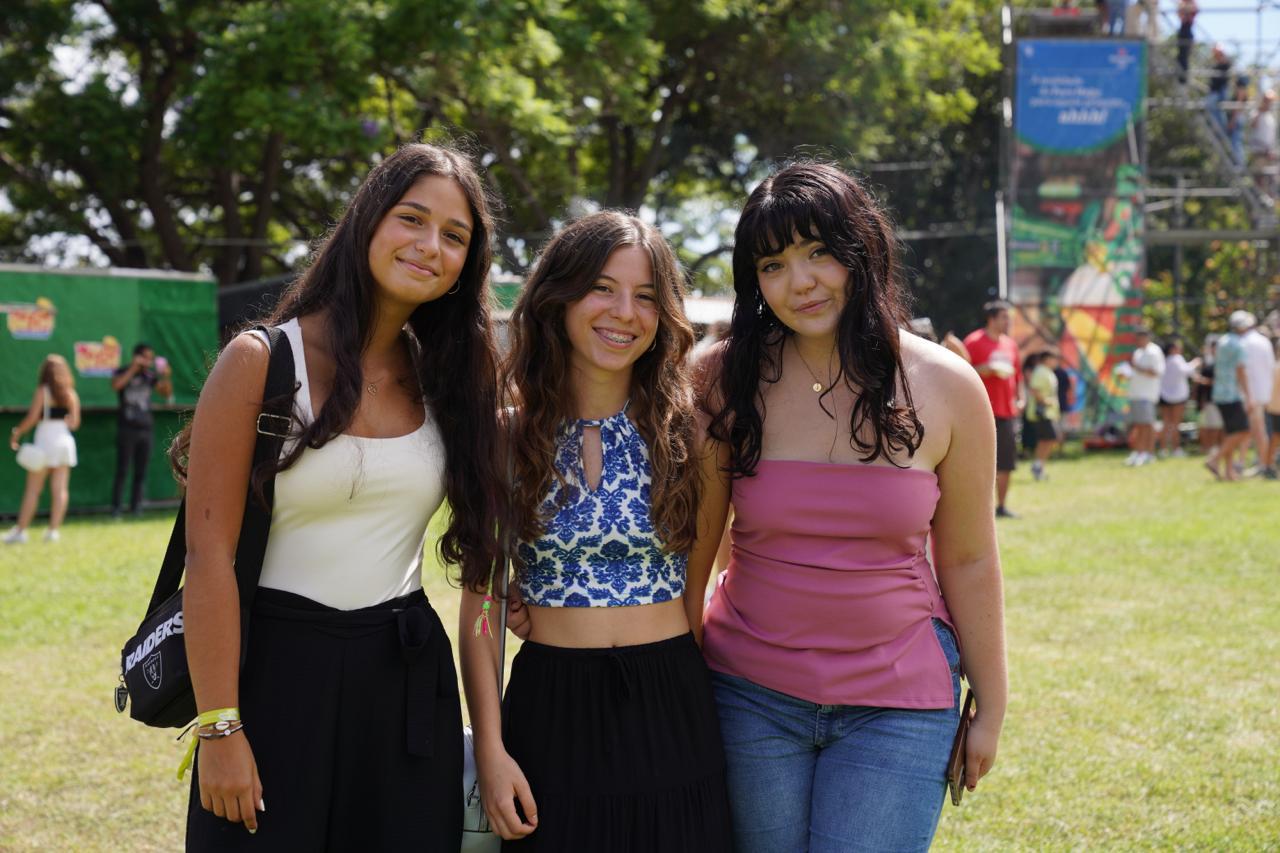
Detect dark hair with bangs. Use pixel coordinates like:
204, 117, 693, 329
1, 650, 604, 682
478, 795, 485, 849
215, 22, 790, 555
172, 142, 505, 589
707, 161, 923, 476
503, 210, 700, 560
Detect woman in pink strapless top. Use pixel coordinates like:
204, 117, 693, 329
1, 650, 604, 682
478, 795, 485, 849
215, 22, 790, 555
687, 162, 1008, 852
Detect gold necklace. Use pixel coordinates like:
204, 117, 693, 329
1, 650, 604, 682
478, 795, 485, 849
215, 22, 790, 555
792, 338, 834, 394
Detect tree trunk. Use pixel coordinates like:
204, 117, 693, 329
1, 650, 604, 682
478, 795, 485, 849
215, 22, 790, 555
243, 131, 285, 282
136, 37, 194, 271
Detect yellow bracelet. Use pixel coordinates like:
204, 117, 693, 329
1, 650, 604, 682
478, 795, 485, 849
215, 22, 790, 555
176, 707, 241, 781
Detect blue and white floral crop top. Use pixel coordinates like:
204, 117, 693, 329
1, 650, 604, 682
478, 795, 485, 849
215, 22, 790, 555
516, 405, 687, 607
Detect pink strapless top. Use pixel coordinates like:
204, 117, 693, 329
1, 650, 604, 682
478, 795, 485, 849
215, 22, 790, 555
702, 459, 956, 708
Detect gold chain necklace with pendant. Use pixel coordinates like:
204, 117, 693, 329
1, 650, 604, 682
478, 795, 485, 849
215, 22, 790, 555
792, 337, 834, 394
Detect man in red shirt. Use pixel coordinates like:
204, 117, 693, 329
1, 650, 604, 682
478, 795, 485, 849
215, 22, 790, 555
963, 300, 1025, 518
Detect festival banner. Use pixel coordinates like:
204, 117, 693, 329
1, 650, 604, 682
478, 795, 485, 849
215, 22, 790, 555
1010, 38, 1146, 428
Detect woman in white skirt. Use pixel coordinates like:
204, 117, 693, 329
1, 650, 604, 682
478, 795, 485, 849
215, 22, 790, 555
6, 354, 80, 543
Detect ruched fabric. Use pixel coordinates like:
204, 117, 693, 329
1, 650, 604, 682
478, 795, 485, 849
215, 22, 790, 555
501, 633, 733, 852
703, 460, 956, 709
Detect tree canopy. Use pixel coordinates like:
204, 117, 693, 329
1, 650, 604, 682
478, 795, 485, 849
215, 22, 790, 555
1, 0, 1002, 296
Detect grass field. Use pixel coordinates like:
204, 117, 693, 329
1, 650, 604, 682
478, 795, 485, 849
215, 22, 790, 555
1, 450, 1277, 850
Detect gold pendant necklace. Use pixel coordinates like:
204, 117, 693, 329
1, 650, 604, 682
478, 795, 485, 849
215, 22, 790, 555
792, 338, 833, 394
366, 382, 379, 395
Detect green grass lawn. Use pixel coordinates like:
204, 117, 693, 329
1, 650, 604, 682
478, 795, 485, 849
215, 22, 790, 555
1, 451, 1277, 850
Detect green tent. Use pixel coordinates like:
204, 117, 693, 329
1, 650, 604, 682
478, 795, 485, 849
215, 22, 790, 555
0, 265, 218, 516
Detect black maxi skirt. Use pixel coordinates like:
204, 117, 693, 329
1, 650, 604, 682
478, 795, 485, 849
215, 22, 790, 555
186, 588, 463, 852
501, 632, 733, 852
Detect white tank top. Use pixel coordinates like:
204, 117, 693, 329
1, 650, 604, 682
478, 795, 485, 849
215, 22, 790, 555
253, 319, 446, 610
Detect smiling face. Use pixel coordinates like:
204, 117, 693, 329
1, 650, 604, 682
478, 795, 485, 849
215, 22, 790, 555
367, 174, 474, 310
563, 244, 659, 385
754, 234, 849, 342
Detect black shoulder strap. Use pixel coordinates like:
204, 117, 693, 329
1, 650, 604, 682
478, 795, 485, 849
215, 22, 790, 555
144, 325, 295, 616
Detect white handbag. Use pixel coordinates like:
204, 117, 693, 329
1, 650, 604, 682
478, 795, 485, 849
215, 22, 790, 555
16, 443, 46, 472
461, 725, 498, 852
460, 552, 509, 853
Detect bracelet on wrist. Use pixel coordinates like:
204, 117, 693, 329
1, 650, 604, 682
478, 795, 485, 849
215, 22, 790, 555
176, 707, 242, 780
195, 721, 246, 739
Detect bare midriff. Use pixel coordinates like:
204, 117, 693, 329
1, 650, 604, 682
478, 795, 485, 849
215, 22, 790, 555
526, 598, 690, 648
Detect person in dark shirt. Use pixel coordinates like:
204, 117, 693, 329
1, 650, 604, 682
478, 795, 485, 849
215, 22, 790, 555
1193, 335, 1221, 454
1054, 362, 1074, 417
109, 342, 172, 517
1208, 44, 1234, 131
1177, 1, 1199, 84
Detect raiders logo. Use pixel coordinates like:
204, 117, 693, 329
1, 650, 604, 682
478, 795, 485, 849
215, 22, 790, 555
143, 651, 163, 690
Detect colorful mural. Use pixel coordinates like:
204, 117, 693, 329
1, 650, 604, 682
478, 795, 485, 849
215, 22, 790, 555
1010, 38, 1147, 427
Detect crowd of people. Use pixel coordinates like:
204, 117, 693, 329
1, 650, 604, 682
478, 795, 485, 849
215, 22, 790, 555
1205, 42, 1280, 190
8, 132, 1266, 850
1196, 310, 1279, 481
1118, 311, 1278, 480
937, 299, 1278, 519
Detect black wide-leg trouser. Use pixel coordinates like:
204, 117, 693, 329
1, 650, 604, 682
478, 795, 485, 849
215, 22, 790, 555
186, 588, 463, 852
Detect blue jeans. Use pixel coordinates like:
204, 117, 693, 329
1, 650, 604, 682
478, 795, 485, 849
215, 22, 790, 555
711, 619, 961, 853
1107, 0, 1128, 35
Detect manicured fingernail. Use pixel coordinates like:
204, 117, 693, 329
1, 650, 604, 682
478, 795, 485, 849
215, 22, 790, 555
248, 827, 257, 834
259, 799, 266, 812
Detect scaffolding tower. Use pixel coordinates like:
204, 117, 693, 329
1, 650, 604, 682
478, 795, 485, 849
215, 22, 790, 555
998, 3, 1279, 427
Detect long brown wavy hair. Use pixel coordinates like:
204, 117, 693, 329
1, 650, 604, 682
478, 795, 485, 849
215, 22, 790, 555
503, 211, 699, 561
708, 161, 923, 476
38, 355, 75, 410
172, 142, 505, 589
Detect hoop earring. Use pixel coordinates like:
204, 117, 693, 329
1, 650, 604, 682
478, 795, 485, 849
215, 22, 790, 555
647, 336, 658, 353
446, 281, 461, 295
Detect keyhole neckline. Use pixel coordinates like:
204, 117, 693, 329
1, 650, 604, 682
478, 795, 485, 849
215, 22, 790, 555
575, 399, 631, 429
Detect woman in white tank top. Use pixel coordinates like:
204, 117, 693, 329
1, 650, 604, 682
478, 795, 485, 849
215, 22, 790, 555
176, 143, 505, 850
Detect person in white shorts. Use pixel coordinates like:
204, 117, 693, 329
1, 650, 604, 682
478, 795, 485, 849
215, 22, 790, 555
5, 355, 81, 543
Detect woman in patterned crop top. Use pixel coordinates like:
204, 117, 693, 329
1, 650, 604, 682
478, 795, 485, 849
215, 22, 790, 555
691, 163, 1009, 852
459, 212, 733, 851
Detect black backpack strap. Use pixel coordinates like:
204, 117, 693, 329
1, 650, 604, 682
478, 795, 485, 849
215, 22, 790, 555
231, 324, 294, 608
143, 325, 295, 616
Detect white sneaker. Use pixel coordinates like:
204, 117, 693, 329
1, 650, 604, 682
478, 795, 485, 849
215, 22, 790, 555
3, 527, 28, 544
1124, 452, 1139, 466
1138, 452, 1153, 466
43, 529, 60, 543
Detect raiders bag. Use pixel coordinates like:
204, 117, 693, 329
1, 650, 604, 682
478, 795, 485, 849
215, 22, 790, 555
116, 325, 294, 728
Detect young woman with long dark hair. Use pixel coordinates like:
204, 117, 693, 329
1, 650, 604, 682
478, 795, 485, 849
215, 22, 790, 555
690, 162, 1008, 852
460, 211, 733, 852
178, 142, 504, 850
5, 354, 80, 544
